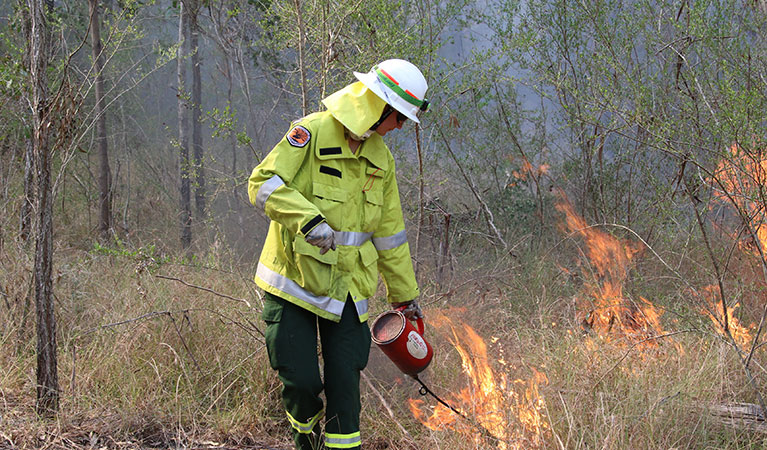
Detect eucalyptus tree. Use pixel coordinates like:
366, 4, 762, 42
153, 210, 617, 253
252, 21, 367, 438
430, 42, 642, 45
89, 0, 112, 240
189, 0, 205, 220
178, 0, 192, 249
5, 0, 179, 414
27, 0, 57, 416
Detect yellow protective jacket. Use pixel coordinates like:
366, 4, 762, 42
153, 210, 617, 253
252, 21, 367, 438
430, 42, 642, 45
248, 82, 420, 323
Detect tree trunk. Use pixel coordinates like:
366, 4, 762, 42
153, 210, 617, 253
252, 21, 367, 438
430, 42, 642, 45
20, 139, 35, 242
190, 0, 204, 219
20, 2, 33, 243
28, 0, 58, 416
177, 0, 191, 250
226, 57, 239, 211
292, 0, 308, 115
89, 0, 112, 240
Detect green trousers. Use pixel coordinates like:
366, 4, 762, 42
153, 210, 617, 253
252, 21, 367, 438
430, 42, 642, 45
262, 292, 371, 450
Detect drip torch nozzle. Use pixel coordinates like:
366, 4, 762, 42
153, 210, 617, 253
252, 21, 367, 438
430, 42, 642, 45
411, 375, 508, 445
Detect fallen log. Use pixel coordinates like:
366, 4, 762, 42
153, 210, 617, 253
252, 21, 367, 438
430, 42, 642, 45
708, 402, 767, 434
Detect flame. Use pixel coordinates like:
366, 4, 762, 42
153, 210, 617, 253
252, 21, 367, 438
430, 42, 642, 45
509, 159, 550, 188
555, 194, 668, 347
699, 285, 754, 349
703, 144, 766, 348
408, 313, 548, 449
711, 143, 767, 256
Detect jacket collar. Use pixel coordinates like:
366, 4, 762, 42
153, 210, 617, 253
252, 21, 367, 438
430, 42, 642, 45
357, 134, 389, 170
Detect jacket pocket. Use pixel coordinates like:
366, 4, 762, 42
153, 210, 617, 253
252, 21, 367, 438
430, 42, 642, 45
363, 189, 383, 231
313, 182, 348, 229
358, 241, 379, 298
293, 236, 338, 296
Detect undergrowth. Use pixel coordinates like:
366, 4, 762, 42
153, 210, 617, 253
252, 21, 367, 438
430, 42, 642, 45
2, 172, 767, 449
3, 233, 767, 449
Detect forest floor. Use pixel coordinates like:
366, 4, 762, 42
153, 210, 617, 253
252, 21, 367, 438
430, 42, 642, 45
0, 384, 415, 450
0, 391, 290, 450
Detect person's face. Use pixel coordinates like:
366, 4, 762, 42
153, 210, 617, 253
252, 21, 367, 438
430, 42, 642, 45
376, 109, 408, 136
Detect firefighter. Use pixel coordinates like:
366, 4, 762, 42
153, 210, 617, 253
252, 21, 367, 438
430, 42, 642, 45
248, 59, 428, 449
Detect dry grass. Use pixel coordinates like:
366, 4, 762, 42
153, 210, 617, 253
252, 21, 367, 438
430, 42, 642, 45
1, 240, 289, 449
3, 227, 767, 449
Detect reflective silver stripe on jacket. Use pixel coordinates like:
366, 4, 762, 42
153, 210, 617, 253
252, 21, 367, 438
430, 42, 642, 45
256, 175, 285, 210
354, 297, 369, 319
372, 230, 407, 251
334, 230, 373, 247
257, 263, 345, 317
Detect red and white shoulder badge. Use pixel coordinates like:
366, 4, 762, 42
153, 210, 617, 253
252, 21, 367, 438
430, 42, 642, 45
286, 125, 311, 148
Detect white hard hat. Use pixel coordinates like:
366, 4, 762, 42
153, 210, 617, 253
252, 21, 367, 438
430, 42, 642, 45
354, 59, 429, 123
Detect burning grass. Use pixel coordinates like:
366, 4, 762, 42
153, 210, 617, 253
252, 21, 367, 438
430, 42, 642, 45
407, 309, 549, 449
555, 196, 673, 350
375, 277, 765, 449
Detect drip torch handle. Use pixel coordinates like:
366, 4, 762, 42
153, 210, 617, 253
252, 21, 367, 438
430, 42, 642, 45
415, 317, 425, 335
395, 305, 425, 335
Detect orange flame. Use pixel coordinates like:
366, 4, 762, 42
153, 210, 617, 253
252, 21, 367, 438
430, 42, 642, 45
702, 144, 766, 348
711, 143, 767, 256
408, 313, 548, 449
556, 195, 668, 346
699, 285, 754, 349
509, 159, 550, 188
512, 160, 550, 181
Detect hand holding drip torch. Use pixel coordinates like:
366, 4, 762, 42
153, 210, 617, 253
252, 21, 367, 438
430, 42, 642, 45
392, 298, 424, 320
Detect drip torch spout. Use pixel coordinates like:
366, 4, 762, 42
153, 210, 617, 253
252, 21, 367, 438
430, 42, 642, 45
412, 375, 469, 421
411, 375, 508, 445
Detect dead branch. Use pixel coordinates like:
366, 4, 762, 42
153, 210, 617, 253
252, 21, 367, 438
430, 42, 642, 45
437, 128, 508, 249
78, 307, 263, 341
154, 274, 253, 308
167, 311, 203, 377
81, 309, 171, 335
361, 371, 416, 443
707, 402, 767, 434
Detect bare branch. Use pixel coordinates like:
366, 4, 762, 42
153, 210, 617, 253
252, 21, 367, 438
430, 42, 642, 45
154, 274, 253, 308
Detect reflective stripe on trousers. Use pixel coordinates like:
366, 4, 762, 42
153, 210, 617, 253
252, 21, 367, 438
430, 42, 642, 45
286, 409, 324, 434
325, 431, 361, 449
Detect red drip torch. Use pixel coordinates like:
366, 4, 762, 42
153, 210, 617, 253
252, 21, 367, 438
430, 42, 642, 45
370, 307, 433, 376
370, 307, 504, 443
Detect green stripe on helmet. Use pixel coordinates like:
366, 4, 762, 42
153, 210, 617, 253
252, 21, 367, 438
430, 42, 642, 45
374, 66, 426, 109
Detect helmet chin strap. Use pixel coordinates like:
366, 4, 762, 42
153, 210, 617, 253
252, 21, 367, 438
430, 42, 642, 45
348, 105, 395, 141
371, 105, 395, 130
